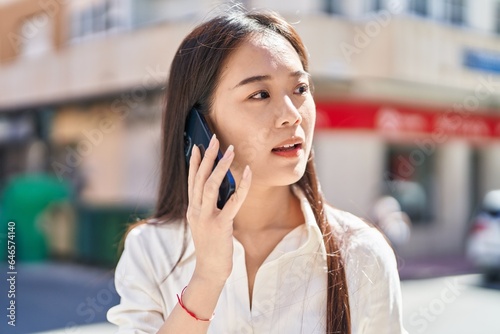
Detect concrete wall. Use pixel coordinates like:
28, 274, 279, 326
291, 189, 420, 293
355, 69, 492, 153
1, 0, 500, 258
250, 0, 323, 14
0, 20, 192, 109
466, 0, 499, 33
0, 0, 66, 64
313, 131, 495, 258
50, 104, 125, 205
483, 142, 500, 192
314, 131, 385, 218
434, 140, 472, 253
50, 94, 163, 206
3, 9, 500, 109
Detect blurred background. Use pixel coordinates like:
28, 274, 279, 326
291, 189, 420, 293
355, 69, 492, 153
0, 0, 499, 333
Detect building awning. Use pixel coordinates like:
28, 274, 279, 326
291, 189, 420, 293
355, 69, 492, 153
316, 101, 500, 140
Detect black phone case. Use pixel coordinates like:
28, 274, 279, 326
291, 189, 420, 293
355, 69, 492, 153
184, 108, 236, 209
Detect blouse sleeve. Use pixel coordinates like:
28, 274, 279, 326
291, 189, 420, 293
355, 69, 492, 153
345, 224, 408, 334
107, 226, 166, 333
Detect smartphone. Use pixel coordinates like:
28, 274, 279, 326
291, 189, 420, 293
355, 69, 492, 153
184, 107, 236, 209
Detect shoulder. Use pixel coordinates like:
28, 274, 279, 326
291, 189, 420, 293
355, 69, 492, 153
324, 207, 407, 332
121, 219, 194, 278
125, 218, 187, 244
324, 205, 397, 268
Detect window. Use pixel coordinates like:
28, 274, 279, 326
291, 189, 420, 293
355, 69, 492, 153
496, 2, 500, 34
408, 0, 428, 16
324, 0, 380, 16
382, 145, 435, 223
443, 0, 464, 25
469, 148, 482, 216
69, 0, 131, 43
324, 0, 343, 15
131, 0, 202, 27
374, 0, 384, 12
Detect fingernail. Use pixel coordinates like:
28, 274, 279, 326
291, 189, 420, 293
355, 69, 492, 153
209, 134, 216, 148
242, 165, 250, 179
223, 145, 234, 159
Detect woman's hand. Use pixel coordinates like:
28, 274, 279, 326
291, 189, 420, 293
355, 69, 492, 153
187, 134, 252, 284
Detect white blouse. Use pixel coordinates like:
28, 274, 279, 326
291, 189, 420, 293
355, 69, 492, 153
107, 187, 408, 333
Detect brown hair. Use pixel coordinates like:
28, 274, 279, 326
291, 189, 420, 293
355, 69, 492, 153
132, 8, 350, 333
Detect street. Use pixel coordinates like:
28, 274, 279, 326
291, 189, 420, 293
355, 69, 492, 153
402, 274, 500, 334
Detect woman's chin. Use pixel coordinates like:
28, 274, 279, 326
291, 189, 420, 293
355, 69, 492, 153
258, 169, 306, 187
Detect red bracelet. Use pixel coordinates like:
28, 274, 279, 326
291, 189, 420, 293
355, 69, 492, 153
176, 286, 215, 322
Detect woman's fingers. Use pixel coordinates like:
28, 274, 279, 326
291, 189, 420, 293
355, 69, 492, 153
218, 165, 252, 221
200, 145, 234, 215
186, 141, 251, 281
187, 144, 200, 203
192, 134, 219, 207
190, 134, 251, 219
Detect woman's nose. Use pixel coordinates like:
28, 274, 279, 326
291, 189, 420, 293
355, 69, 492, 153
275, 95, 302, 127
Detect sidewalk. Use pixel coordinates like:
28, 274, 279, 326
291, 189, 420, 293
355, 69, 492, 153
0, 262, 119, 334
35, 323, 116, 334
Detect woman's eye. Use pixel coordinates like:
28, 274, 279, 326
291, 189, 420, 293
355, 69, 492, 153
249, 91, 270, 100
294, 84, 309, 95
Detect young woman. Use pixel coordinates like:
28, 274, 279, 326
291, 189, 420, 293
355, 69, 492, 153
107, 8, 407, 334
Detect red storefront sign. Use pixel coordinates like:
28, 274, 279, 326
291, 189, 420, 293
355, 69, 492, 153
316, 101, 500, 139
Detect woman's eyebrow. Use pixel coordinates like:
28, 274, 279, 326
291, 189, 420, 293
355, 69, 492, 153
232, 70, 310, 90
291, 70, 310, 79
232, 75, 271, 89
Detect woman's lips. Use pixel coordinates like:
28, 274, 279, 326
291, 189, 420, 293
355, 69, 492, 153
271, 143, 303, 157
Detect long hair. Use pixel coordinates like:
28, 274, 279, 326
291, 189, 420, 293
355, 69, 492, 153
131, 8, 351, 333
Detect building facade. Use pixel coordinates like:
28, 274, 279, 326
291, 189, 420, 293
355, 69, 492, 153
1, 0, 500, 259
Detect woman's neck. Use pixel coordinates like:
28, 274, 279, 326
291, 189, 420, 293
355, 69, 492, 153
233, 184, 304, 233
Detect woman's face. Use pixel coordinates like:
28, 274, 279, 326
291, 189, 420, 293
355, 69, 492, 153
209, 32, 316, 187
